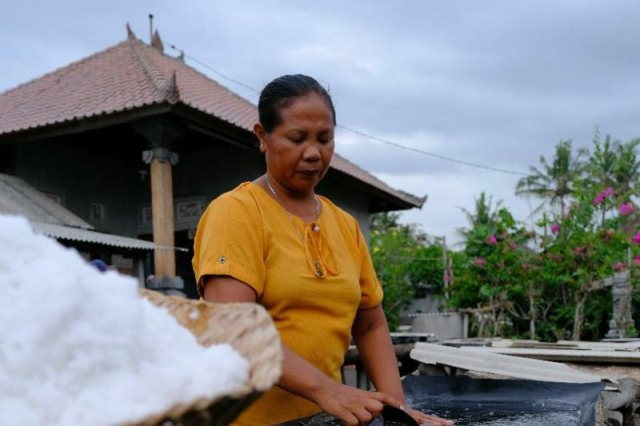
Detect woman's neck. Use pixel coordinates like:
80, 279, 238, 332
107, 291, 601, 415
259, 174, 319, 222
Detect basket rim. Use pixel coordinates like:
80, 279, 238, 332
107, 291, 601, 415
125, 289, 282, 426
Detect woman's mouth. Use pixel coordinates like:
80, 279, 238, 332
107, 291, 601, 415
298, 169, 320, 176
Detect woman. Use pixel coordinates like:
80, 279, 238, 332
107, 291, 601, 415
192, 75, 451, 426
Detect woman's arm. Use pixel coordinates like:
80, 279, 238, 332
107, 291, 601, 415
202, 276, 398, 425
352, 305, 453, 425
351, 305, 404, 400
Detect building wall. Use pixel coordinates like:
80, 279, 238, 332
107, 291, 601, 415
13, 132, 372, 240
317, 176, 371, 240
12, 129, 378, 297
15, 137, 143, 236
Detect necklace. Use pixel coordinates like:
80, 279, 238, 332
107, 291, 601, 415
265, 176, 324, 277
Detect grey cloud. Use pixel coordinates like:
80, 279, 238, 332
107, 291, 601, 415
3, 0, 640, 243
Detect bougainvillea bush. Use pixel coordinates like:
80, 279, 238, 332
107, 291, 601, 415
448, 135, 640, 341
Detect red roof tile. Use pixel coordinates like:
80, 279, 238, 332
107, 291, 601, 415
0, 35, 424, 209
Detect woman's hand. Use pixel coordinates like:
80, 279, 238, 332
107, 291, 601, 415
404, 406, 454, 426
312, 380, 397, 425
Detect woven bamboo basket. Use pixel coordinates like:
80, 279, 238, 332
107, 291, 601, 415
125, 289, 283, 426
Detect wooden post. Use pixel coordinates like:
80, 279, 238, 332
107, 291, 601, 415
141, 146, 180, 279
135, 116, 185, 286
150, 156, 175, 277
441, 235, 450, 301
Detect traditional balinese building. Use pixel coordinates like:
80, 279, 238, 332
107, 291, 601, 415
0, 26, 425, 297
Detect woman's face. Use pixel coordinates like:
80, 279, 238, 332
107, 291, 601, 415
257, 92, 335, 195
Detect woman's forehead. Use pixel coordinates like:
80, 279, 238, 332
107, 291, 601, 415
278, 93, 334, 127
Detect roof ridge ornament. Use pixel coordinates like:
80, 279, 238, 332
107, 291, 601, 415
129, 41, 179, 104
126, 23, 136, 40
151, 29, 164, 53
163, 70, 179, 104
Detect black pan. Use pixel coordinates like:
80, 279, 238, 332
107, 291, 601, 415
277, 404, 419, 425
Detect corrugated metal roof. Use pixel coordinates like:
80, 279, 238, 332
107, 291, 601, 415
0, 174, 186, 252
30, 222, 186, 251
0, 174, 92, 229
0, 34, 425, 210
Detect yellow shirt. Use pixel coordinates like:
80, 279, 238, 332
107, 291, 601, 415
192, 182, 383, 425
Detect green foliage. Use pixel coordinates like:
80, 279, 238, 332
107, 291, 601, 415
515, 140, 587, 216
370, 212, 446, 330
458, 192, 503, 239
368, 131, 639, 340
448, 131, 640, 341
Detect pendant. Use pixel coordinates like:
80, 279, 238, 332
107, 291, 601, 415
312, 223, 320, 232
313, 260, 324, 278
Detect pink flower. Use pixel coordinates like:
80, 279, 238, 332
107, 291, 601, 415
593, 187, 615, 205
550, 224, 561, 234
486, 235, 497, 245
592, 194, 605, 205
633, 232, 640, 244
443, 271, 451, 284
474, 257, 486, 267
619, 202, 635, 216
613, 262, 626, 272
634, 256, 640, 267
574, 246, 585, 255
509, 241, 518, 250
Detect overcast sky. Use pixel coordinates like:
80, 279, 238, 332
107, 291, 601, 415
3, 1, 640, 246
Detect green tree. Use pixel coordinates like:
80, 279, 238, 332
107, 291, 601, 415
587, 130, 617, 190
585, 131, 640, 201
450, 131, 640, 342
537, 194, 630, 340
612, 138, 640, 198
516, 140, 587, 217
370, 213, 446, 330
450, 207, 538, 338
457, 192, 502, 239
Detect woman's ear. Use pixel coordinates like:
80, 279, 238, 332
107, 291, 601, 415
254, 123, 267, 153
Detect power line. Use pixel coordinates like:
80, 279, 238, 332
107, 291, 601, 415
166, 41, 260, 94
165, 41, 528, 177
338, 125, 527, 176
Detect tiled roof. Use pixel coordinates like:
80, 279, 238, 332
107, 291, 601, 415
0, 33, 424, 209
0, 37, 257, 134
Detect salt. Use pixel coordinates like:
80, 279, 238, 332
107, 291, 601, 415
0, 215, 250, 426
189, 308, 200, 321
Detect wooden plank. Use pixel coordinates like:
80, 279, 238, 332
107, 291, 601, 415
556, 340, 640, 352
489, 339, 578, 349
465, 347, 640, 364
410, 342, 603, 384
390, 332, 436, 339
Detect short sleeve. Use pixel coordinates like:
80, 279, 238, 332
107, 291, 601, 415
355, 223, 384, 309
192, 190, 266, 297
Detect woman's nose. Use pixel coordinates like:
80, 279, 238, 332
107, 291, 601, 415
303, 144, 321, 161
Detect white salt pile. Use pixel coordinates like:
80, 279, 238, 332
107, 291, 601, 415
0, 215, 250, 426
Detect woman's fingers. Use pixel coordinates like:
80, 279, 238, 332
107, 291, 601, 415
314, 384, 454, 426
314, 383, 387, 425
353, 406, 375, 424
368, 390, 401, 407
405, 407, 454, 425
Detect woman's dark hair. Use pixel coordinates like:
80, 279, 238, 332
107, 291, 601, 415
258, 74, 336, 133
